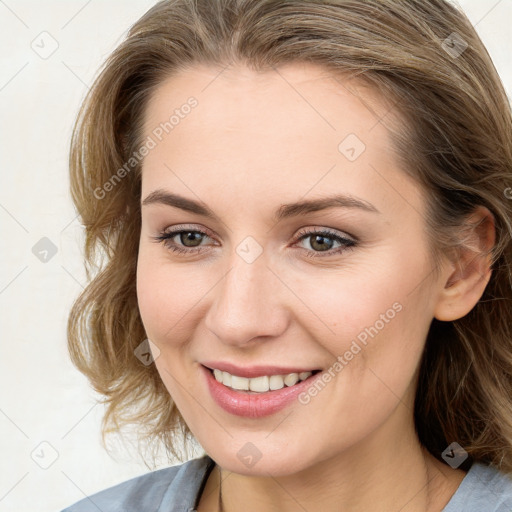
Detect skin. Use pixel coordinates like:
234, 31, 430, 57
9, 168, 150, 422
136, 62, 495, 511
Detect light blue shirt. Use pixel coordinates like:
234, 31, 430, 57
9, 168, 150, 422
60, 454, 512, 511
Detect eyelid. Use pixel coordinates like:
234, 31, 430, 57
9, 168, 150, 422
294, 226, 357, 243
159, 223, 217, 241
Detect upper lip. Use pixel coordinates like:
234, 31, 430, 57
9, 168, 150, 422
201, 361, 321, 378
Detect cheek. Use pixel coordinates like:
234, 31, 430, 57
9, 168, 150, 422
286, 259, 417, 343
136, 249, 212, 345
294, 253, 433, 390
136, 252, 206, 404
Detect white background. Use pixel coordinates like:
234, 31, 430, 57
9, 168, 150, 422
0, 1, 510, 511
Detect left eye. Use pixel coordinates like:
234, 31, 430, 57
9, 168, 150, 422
152, 227, 357, 258
294, 228, 357, 257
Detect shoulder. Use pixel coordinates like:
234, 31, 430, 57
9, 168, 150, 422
443, 461, 512, 512
60, 454, 215, 512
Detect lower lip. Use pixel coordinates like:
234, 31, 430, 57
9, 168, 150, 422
201, 364, 322, 418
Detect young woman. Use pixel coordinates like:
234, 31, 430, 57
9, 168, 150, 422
62, 0, 512, 510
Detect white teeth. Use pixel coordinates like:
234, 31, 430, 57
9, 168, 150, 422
211, 368, 314, 393
284, 373, 299, 387
269, 374, 285, 391
249, 375, 269, 392
230, 375, 249, 390
222, 371, 231, 387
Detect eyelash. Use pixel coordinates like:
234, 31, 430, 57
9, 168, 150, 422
151, 225, 357, 259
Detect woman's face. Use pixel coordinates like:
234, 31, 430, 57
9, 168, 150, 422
136, 62, 448, 476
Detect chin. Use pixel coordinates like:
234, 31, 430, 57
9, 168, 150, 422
205, 440, 318, 477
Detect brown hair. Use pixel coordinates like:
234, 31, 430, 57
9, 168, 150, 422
68, 0, 512, 471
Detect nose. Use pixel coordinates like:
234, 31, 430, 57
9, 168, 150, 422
204, 250, 289, 346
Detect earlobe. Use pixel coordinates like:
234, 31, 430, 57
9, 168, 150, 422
433, 206, 495, 322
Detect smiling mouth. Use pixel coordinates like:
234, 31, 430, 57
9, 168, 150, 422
205, 366, 322, 393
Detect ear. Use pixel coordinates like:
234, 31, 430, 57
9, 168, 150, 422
433, 206, 496, 322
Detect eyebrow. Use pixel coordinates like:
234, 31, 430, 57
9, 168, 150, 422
141, 189, 380, 222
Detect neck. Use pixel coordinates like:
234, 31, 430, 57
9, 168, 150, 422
199, 380, 466, 512
214, 423, 464, 512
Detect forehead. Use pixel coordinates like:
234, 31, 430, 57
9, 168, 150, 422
143, 62, 384, 138
140, 62, 423, 220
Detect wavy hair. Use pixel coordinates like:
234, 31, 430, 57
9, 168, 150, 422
67, 0, 512, 471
